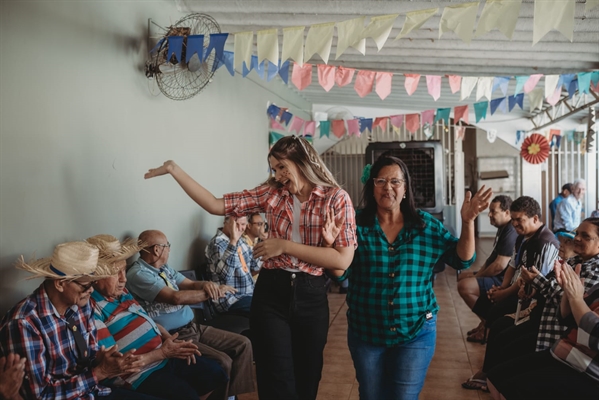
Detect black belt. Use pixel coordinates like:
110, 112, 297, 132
168, 320, 194, 335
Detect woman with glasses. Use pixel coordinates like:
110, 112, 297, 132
331, 155, 491, 400
145, 136, 357, 400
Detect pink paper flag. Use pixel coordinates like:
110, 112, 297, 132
447, 75, 462, 94
426, 75, 442, 101
336, 66, 356, 87
389, 114, 404, 129
289, 116, 305, 134
454, 105, 469, 124
404, 74, 421, 96
405, 114, 420, 133
523, 74, 543, 94
291, 62, 313, 91
347, 119, 361, 136
317, 64, 336, 92
546, 86, 561, 106
592, 80, 599, 93
354, 70, 376, 98
270, 119, 286, 131
304, 120, 315, 137
421, 109, 435, 126
331, 120, 346, 138
373, 117, 388, 131
375, 72, 393, 100
455, 126, 466, 141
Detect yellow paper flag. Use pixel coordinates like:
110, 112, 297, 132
439, 1, 480, 44
395, 8, 438, 40
234, 31, 254, 71
336, 17, 366, 59
475, 0, 522, 39
533, 0, 575, 45
363, 14, 399, 50
257, 29, 279, 65
282, 26, 305, 65
305, 22, 335, 64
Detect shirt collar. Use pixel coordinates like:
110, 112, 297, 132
35, 283, 79, 319
279, 184, 327, 201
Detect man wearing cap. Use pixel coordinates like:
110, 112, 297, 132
87, 235, 228, 400
126, 230, 255, 400
0, 241, 157, 400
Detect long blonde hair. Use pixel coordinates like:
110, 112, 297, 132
266, 136, 339, 190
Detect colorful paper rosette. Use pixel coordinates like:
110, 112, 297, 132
520, 133, 550, 164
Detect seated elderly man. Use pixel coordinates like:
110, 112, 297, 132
554, 179, 586, 233
0, 241, 158, 400
87, 235, 228, 400
126, 230, 255, 400
206, 216, 260, 317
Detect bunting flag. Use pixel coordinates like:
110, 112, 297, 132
405, 114, 420, 134
561, 73, 576, 90
426, 75, 442, 101
461, 76, 478, 100
373, 117, 388, 131
319, 120, 331, 138
304, 120, 315, 137
546, 86, 562, 106
336, 66, 356, 87
435, 108, 451, 125
545, 75, 561, 99
476, 77, 494, 101
568, 79, 579, 98
363, 14, 399, 50
291, 63, 313, 91
203, 33, 228, 66
390, 114, 404, 130
578, 71, 593, 94
524, 74, 543, 93
439, 1, 480, 44
149, 38, 165, 54
269, 131, 285, 148
448, 75, 462, 94
533, 0, 575, 45
355, 70, 376, 97
317, 64, 336, 92
509, 93, 524, 111
347, 119, 361, 136
455, 125, 466, 140
515, 130, 524, 145
289, 117, 305, 134
266, 104, 280, 119
528, 88, 544, 111
375, 72, 393, 100
554, 135, 563, 148
221, 51, 235, 76
490, 97, 507, 114
336, 17, 366, 59
404, 74, 421, 96
396, 8, 439, 40
305, 22, 335, 64
270, 118, 285, 131
514, 76, 528, 95
487, 129, 498, 143
166, 36, 184, 63
280, 111, 293, 126
331, 120, 346, 138
421, 109, 435, 126
474, 101, 489, 122
186, 35, 204, 63
492, 76, 510, 96
278, 60, 290, 84
265, 61, 279, 82
359, 118, 373, 133
475, 0, 522, 39
454, 104, 469, 124
549, 128, 561, 143
234, 31, 253, 71
257, 29, 279, 65
282, 26, 305, 65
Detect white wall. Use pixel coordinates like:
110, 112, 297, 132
0, 1, 311, 314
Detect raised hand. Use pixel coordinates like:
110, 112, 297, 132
461, 185, 493, 223
555, 262, 584, 301
224, 217, 244, 245
144, 160, 177, 179
322, 208, 345, 248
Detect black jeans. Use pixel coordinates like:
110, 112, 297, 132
250, 269, 329, 400
98, 387, 162, 400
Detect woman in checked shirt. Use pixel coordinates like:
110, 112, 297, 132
145, 136, 357, 400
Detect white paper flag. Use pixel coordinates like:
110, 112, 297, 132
544, 75, 560, 99
396, 8, 438, 40
439, 1, 480, 44
282, 26, 305, 65
363, 14, 399, 50
533, 0, 575, 45
234, 31, 254, 71
528, 88, 545, 111
305, 22, 335, 64
336, 17, 366, 59
475, 0, 522, 39
476, 77, 494, 101
461, 76, 478, 100
257, 29, 279, 65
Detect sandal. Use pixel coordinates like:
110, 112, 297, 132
466, 327, 488, 344
467, 321, 484, 336
462, 375, 489, 391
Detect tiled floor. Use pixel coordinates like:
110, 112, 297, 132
240, 239, 495, 400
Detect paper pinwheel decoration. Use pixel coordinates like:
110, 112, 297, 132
520, 133, 550, 164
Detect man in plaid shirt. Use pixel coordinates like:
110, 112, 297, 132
206, 216, 260, 317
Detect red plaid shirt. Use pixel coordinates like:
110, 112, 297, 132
224, 184, 357, 275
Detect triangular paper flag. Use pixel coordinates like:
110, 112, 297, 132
375, 72, 393, 100
289, 117, 305, 134
363, 14, 399, 50
561, 73, 576, 90
267, 104, 280, 119
404, 74, 421, 96
305, 22, 335, 64
546, 86, 562, 106
476, 77, 494, 101
390, 115, 404, 130
578, 71, 593, 94
360, 118, 373, 133
460, 76, 478, 100
282, 26, 305, 65
336, 17, 366, 59
421, 109, 435, 126
269, 131, 285, 147
426, 75, 442, 101
257, 29, 279, 65
186, 35, 204, 63
528, 88, 544, 111
396, 8, 438, 40
474, 101, 488, 122
355, 70, 376, 97
475, 0, 522, 39
317, 64, 336, 92
280, 111, 292, 126
533, 0, 575, 45
492, 76, 510, 96
319, 120, 331, 138
568, 79, 579, 98
405, 114, 420, 134
278, 60, 290, 84
554, 135, 563, 148
304, 121, 315, 137
514, 75, 528, 94
234, 31, 253, 71
331, 120, 346, 138
265, 61, 279, 82
336, 66, 356, 87
524, 74, 543, 93
435, 108, 451, 125
221, 51, 235, 76
347, 119, 361, 136
270, 119, 286, 131
545, 75, 560, 99
439, 1, 480, 44
490, 97, 507, 115
166, 36, 184, 63
291, 63, 313, 91
448, 75, 462, 94
373, 117, 388, 132
455, 105, 469, 124
508, 93, 524, 111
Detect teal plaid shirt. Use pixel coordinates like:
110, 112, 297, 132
345, 210, 474, 346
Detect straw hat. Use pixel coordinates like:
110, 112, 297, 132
16, 241, 115, 281
86, 234, 143, 264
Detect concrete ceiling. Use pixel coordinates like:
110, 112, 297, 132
176, 0, 599, 134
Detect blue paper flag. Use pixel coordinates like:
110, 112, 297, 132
490, 97, 507, 115
578, 72, 592, 94
254, 57, 266, 79
278, 60, 290, 84
514, 76, 528, 95
568, 79, 578, 98
280, 111, 293, 126
166, 36, 184, 63
267, 104, 280, 119
492, 76, 510, 96
474, 101, 488, 123
359, 118, 373, 133
434, 108, 451, 125
242, 58, 253, 77
554, 135, 562, 149
220, 51, 235, 76
561, 74, 575, 89
204, 33, 228, 69
509, 93, 524, 111
320, 121, 331, 138
266, 61, 279, 82
516, 130, 524, 145
186, 35, 204, 63
150, 38, 165, 54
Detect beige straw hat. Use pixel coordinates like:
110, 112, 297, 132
86, 234, 143, 264
16, 241, 115, 281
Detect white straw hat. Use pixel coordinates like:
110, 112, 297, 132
16, 241, 114, 281
86, 234, 143, 264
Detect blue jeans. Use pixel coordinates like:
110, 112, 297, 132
348, 315, 437, 400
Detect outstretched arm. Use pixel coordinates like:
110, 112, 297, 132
457, 186, 493, 261
145, 160, 225, 215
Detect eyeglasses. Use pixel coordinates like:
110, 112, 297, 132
373, 178, 405, 188
152, 242, 171, 249
251, 222, 265, 226
72, 280, 94, 292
